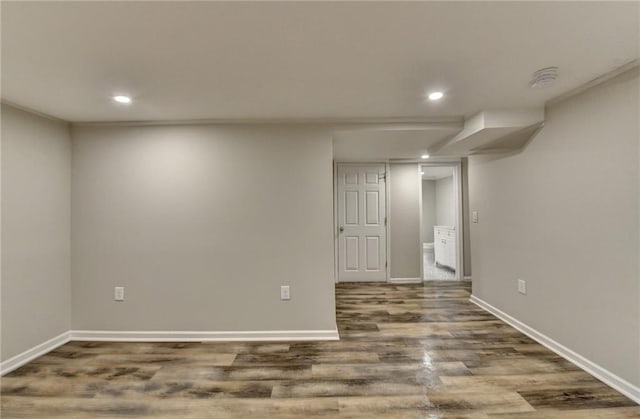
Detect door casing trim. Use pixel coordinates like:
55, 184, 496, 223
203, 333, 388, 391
419, 161, 464, 281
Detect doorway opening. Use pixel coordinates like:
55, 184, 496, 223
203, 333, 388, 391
420, 163, 463, 280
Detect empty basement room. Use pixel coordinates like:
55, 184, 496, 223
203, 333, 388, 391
1, 1, 639, 418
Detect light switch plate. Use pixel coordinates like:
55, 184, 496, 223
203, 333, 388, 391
114, 286, 124, 301
472, 211, 478, 223
280, 285, 290, 300
517, 279, 526, 295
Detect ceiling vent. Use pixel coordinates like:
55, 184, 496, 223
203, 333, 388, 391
530, 67, 558, 88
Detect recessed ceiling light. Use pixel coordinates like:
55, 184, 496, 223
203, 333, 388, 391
428, 91, 444, 101
113, 95, 132, 104
421, 154, 430, 159
420, 172, 425, 175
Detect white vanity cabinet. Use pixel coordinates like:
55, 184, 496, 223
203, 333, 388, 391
434, 226, 457, 271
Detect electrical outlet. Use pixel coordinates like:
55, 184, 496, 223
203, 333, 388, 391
280, 285, 290, 300
114, 286, 125, 301
472, 211, 478, 223
517, 279, 526, 295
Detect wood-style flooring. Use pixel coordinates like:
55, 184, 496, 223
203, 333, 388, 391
2, 281, 639, 418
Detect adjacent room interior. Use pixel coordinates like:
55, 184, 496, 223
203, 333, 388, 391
1, 1, 639, 417
421, 164, 460, 281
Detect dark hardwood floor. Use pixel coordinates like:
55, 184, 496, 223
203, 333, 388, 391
2, 281, 638, 418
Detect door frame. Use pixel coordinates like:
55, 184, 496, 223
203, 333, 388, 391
333, 162, 390, 283
419, 161, 464, 281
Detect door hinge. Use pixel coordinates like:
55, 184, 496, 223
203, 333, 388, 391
384, 217, 387, 226
385, 261, 388, 268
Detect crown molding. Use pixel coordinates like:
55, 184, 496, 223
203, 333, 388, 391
1, 100, 68, 123
70, 116, 464, 128
547, 59, 639, 107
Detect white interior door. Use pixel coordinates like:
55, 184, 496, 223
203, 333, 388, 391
337, 164, 387, 282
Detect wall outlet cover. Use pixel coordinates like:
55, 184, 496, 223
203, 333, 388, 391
280, 285, 290, 300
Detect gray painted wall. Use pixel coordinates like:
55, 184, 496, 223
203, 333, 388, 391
421, 180, 436, 243
469, 69, 639, 386
435, 175, 455, 226
389, 164, 421, 279
71, 124, 336, 332
1, 105, 71, 361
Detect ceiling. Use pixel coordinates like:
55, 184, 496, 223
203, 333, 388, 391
421, 166, 454, 181
332, 124, 460, 161
2, 2, 638, 123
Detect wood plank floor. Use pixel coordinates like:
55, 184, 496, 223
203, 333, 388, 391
2, 281, 639, 418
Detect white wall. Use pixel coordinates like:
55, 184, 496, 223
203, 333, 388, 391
469, 68, 639, 386
389, 164, 421, 279
435, 175, 455, 226
421, 180, 436, 243
71, 124, 336, 332
1, 104, 71, 361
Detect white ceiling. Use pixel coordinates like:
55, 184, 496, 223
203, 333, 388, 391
332, 124, 461, 161
421, 166, 454, 180
2, 2, 638, 123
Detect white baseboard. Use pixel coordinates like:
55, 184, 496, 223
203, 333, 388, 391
1, 331, 71, 376
389, 277, 422, 284
470, 295, 640, 404
338, 279, 387, 283
69, 328, 340, 342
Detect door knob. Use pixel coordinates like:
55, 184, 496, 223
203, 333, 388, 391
339, 226, 344, 233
